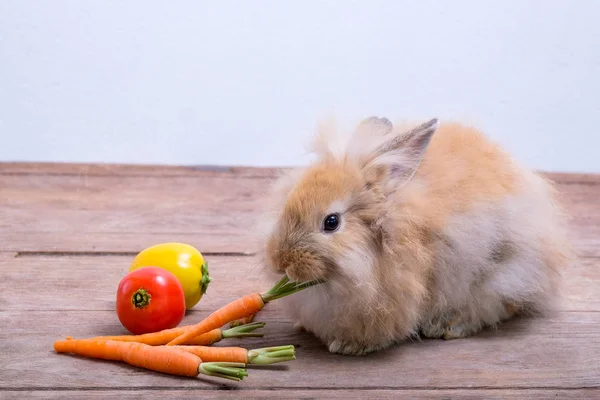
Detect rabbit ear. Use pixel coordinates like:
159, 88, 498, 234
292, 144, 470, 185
354, 116, 393, 137
364, 118, 439, 189
344, 116, 394, 163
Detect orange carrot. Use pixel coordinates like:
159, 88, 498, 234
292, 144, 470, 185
167, 293, 264, 346
175, 345, 247, 363
54, 338, 248, 380
167, 275, 322, 346
118, 342, 202, 377
77, 322, 265, 346
187, 327, 224, 345
230, 313, 256, 328
80, 326, 185, 346
172, 345, 296, 365
54, 337, 122, 361
187, 321, 265, 345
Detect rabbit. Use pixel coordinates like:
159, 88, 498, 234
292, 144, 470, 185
256, 116, 573, 356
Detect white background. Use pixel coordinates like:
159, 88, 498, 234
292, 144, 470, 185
1, 1, 599, 172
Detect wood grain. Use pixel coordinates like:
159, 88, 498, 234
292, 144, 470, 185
2, 389, 599, 399
0, 254, 270, 312
3, 162, 599, 183
2, 171, 600, 255
1, 311, 599, 390
3, 225, 599, 256
0, 174, 270, 253
1, 254, 598, 312
0, 161, 285, 178
1, 162, 599, 396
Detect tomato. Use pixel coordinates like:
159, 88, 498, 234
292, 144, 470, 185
115, 266, 186, 334
129, 242, 211, 310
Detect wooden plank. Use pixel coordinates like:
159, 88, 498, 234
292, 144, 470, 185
0, 254, 269, 312
1, 163, 598, 394
0, 161, 285, 178
1, 310, 599, 389
1, 389, 598, 399
2, 224, 599, 257
3, 225, 598, 256
542, 171, 600, 185
1, 174, 600, 255
1, 254, 598, 312
0, 232, 257, 254
0, 173, 271, 253
3, 162, 600, 184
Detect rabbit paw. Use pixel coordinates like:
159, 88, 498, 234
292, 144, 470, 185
420, 314, 478, 340
327, 339, 384, 356
441, 319, 474, 340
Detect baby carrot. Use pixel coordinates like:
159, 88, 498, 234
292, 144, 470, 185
54, 337, 122, 361
78, 326, 185, 346
188, 322, 265, 345
172, 345, 296, 365
167, 275, 322, 346
167, 293, 264, 346
54, 338, 248, 381
118, 342, 203, 377
75, 322, 265, 346
230, 314, 256, 328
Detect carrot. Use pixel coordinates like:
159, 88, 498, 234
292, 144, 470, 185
175, 345, 247, 363
167, 293, 265, 346
229, 313, 256, 328
54, 338, 248, 381
172, 345, 296, 365
77, 326, 185, 346
188, 321, 265, 345
74, 322, 266, 346
167, 275, 322, 346
54, 337, 122, 361
118, 342, 203, 377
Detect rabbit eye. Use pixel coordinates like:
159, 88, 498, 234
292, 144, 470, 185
323, 214, 340, 232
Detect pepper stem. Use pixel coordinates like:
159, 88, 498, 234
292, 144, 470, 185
221, 322, 266, 339
199, 362, 248, 381
131, 288, 151, 308
261, 275, 324, 303
247, 345, 296, 365
200, 262, 211, 295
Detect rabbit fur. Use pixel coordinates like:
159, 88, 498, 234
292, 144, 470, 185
257, 116, 573, 356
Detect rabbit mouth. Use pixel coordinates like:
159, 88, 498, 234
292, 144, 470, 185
284, 263, 329, 283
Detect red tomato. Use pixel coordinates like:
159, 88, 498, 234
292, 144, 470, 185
115, 266, 186, 334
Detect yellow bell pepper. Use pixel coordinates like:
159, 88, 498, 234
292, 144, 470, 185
129, 242, 211, 309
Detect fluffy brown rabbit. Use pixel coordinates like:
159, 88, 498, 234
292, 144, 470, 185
257, 116, 573, 355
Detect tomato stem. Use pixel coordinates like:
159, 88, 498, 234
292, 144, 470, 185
131, 288, 151, 308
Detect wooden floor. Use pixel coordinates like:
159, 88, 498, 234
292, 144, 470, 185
1, 162, 599, 399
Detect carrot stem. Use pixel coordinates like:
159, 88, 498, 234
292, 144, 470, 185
200, 362, 248, 381
260, 275, 324, 302
270, 275, 290, 292
174, 344, 296, 365
221, 322, 266, 339
247, 345, 296, 365
167, 275, 323, 346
